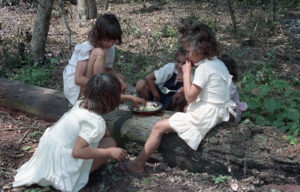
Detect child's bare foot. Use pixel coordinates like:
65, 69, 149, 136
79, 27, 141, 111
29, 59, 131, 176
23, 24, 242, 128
120, 160, 144, 174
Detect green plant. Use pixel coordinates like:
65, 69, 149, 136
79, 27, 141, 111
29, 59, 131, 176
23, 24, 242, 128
286, 136, 300, 146
238, 65, 300, 136
161, 25, 178, 38
212, 175, 232, 184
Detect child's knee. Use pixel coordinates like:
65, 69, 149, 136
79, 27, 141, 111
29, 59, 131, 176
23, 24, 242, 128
136, 80, 146, 92
91, 48, 105, 57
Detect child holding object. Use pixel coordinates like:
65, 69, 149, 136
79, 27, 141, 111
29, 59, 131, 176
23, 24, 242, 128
120, 23, 236, 174
135, 47, 187, 111
220, 54, 247, 124
63, 13, 145, 107
13, 74, 128, 192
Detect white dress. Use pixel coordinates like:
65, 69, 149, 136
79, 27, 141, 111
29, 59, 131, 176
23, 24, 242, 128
169, 57, 236, 150
13, 102, 106, 192
63, 41, 115, 105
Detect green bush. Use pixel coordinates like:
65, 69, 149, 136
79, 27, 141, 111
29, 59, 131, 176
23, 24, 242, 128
238, 66, 300, 136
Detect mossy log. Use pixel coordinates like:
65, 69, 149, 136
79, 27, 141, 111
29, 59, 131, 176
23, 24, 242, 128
0, 78, 299, 184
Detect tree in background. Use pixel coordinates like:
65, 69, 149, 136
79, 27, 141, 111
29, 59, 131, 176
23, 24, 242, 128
78, 0, 97, 22
30, 0, 55, 61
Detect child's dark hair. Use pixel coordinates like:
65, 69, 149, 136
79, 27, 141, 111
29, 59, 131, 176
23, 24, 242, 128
179, 23, 220, 59
220, 54, 238, 81
80, 73, 121, 114
174, 46, 186, 59
88, 13, 122, 47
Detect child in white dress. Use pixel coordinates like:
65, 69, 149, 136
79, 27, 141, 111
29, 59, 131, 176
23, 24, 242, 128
13, 73, 128, 192
63, 13, 144, 107
135, 47, 187, 111
220, 54, 247, 124
120, 23, 236, 174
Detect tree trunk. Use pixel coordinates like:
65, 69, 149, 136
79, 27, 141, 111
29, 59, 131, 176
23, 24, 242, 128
78, 0, 97, 22
30, 0, 55, 61
78, 0, 87, 21
0, 79, 299, 184
226, 0, 237, 33
87, 0, 97, 20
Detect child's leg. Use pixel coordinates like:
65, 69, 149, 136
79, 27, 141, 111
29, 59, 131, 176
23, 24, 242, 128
86, 48, 106, 77
169, 93, 187, 112
116, 73, 127, 93
120, 119, 175, 173
90, 136, 117, 173
136, 80, 151, 100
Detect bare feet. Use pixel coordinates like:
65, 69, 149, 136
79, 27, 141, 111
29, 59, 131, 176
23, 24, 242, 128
119, 160, 144, 174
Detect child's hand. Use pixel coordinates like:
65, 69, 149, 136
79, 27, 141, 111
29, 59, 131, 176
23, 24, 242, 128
177, 87, 184, 95
176, 73, 183, 82
109, 147, 128, 161
132, 96, 146, 107
182, 60, 192, 74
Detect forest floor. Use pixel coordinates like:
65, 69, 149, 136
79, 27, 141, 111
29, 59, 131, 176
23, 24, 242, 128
0, 0, 300, 191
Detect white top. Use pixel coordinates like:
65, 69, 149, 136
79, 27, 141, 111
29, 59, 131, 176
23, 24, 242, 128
63, 41, 115, 104
188, 57, 236, 111
154, 63, 178, 88
13, 101, 106, 192
169, 57, 236, 150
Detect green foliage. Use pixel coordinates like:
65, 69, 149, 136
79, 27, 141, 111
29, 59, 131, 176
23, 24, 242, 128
286, 136, 300, 146
238, 63, 300, 136
212, 175, 232, 184
0, 41, 56, 87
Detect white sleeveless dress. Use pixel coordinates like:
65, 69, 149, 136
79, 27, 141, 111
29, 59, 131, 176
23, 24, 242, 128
13, 102, 106, 192
169, 57, 236, 150
63, 41, 115, 105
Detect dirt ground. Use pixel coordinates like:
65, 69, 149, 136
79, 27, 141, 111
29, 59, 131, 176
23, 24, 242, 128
0, 0, 300, 191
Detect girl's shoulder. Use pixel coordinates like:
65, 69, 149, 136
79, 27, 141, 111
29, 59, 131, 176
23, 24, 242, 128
71, 104, 104, 123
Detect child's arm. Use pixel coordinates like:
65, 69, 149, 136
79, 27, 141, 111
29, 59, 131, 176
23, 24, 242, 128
182, 61, 202, 103
72, 136, 127, 161
121, 94, 146, 107
75, 60, 90, 87
145, 73, 161, 101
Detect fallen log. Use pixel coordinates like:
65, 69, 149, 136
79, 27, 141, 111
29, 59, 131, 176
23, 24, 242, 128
0, 78, 299, 184
0, 78, 69, 121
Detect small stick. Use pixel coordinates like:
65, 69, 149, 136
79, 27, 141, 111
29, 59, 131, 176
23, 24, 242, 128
17, 121, 37, 149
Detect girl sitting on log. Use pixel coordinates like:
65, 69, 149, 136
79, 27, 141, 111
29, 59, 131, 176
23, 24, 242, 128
120, 23, 236, 174
63, 13, 145, 107
135, 47, 187, 111
13, 74, 128, 192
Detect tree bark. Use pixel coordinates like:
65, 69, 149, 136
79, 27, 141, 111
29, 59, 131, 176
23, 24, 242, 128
226, 0, 237, 33
0, 79, 299, 184
30, 0, 55, 61
78, 0, 87, 21
87, 0, 97, 20
0, 78, 69, 121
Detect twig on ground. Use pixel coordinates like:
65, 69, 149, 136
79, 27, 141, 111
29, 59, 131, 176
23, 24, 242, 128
0, 110, 17, 123
17, 121, 37, 149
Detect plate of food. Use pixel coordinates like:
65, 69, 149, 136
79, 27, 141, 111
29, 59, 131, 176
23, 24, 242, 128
132, 101, 163, 115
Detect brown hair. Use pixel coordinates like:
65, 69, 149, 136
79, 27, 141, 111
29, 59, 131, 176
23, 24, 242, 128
80, 73, 121, 114
88, 13, 122, 47
179, 23, 220, 59
220, 54, 238, 81
174, 46, 186, 59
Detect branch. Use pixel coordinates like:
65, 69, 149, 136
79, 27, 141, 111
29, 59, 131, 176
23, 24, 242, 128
58, 0, 72, 56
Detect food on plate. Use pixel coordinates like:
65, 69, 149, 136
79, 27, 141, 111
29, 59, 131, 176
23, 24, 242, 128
137, 102, 160, 112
